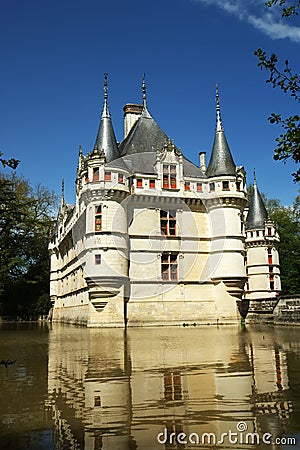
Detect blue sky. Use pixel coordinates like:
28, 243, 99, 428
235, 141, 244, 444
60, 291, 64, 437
1, 0, 299, 205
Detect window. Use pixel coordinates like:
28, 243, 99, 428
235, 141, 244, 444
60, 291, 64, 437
256, 230, 260, 237
163, 164, 177, 189
270, 277, 274, 290
136, 178, 143, 188
160, 210, 176, 236
184, 181, 190, 191
94, 396, 101, 407
250, 231, 253, 237
149, 179, 155, 189
95, 254, 101, 265
85, 175, 89, 183
236, 181, 241, 191
164, 371, 182, 401
209, 182, 215, 192
268, 248, 273, 264
105, 171, 111, 181
93, 168, 99, 182
161, 253, 178, 281
95, 205, 102, 233
222, 181, 229, 190
269, 266, 274, 273
118, 173, 124, 183
267, 227, 272, 236
196, 182, 202, 192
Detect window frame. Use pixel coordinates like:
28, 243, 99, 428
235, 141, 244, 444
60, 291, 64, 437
161, 253, 178, 281
95, 205, 102, 233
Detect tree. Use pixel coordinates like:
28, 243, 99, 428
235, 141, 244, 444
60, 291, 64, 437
0, 151, 19, 169
254, 1, 300, 181
0, 172, 58, 317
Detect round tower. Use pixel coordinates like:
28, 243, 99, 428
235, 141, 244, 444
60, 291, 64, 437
205, 86, 247, 316
244, 173, 281, 301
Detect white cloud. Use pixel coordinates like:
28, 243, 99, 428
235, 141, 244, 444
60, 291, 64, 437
192, 0, 300, 42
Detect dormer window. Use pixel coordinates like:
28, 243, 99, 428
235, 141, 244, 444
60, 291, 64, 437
222, 181, 229, 191
267, 227, 272, 236
163, 165, 177, 189
93, 168, 99, 182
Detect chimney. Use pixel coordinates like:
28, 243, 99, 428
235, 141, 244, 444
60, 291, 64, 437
123, 104, 143, 138
199, 151, 207, 173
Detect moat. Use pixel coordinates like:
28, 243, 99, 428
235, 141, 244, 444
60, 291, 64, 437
0, 322, 300, 449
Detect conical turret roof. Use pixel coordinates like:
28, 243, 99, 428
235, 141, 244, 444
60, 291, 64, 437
246, 174, 268, 230
206, 85, 236, 177
94, 74, 119, 163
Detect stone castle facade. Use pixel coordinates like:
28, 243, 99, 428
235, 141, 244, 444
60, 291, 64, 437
49, 76, 281, 327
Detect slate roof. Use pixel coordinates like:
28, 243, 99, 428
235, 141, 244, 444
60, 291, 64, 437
246, 182, 268, 230
206, 87, 236, 177
118, 108, 168, 156
106, 152, 206, 178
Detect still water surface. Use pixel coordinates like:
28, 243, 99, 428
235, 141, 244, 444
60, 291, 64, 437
0, 323, 300, 449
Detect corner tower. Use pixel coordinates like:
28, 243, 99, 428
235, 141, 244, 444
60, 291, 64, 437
206, 86, 247, 313
244, 173, 281, 301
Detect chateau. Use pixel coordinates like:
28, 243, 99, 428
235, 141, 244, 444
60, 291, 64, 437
49, 76, 281, 327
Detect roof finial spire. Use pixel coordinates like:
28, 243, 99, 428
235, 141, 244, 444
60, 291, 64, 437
142, 74, 147, 109
215, 83, 223, 132
102, 73, 110, 118
104, 72, 108, 100
253, 168, 257, 186
61, 178, 65, 206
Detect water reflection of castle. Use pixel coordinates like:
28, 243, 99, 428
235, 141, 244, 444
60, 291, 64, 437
47, 326, 293, 449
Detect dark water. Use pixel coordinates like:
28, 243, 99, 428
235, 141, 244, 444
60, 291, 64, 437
0, 323, 300, 450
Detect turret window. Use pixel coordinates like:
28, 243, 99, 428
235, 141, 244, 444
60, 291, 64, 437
163, 165, 177, 189
95, 254, 101, 265
93, 168, 99, 182
209, 182, 215, 192
161, 253, 178, 281
268, 248, 273, 264
160, 210, 176, 236
236, 181, 241, 191
222, 181, 229, 191
149, 179, 155, 189
105, 171, 111, 181
184, 182, 190, 191
137, 178, 143, 188
95, 205, 102, 233
196, 182, 202, 192
118, 174, 124, 183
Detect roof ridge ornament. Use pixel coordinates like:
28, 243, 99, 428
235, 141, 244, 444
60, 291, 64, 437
142, 74, 147, 109
216, 83, 224, 132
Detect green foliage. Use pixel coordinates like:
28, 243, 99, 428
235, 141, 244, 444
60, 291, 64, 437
265, 0, 300, 17
0, 151, 20, 169
267, 197, 300, 295
0, 172, 58, 317
254, 2, 300, 181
